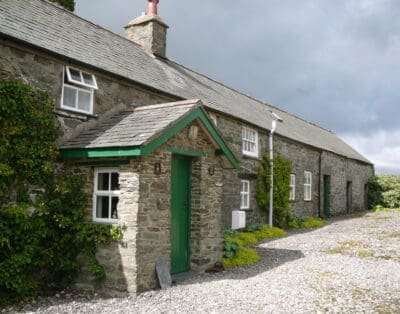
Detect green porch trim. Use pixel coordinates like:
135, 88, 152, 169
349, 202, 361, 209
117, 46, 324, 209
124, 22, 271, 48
141, 107, 239, 168
168, 147, 206, 157
59, 106, 239, 168
75, 159, 131, 167
60, 147, 142, 159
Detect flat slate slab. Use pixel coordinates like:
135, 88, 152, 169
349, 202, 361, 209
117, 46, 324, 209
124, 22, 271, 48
155, 259, 172, 290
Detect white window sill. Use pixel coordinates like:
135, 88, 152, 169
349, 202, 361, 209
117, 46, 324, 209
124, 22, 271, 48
93, 219, 119, 225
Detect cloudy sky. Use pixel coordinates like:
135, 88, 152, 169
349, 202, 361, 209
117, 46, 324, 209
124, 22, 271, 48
75, 0, 400, 174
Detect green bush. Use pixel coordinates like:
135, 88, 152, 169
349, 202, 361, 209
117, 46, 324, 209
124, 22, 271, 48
238, 232, 258, 246
368, 174, 400, 209
222, 247, 260, 268
222, 224, 286, 268
256, 154, 292, 227
288, 215, 326, 229
0, 80, 122, 305
299, 217, 325, 229
254, 225, 287, 240
48, 0, 75, 11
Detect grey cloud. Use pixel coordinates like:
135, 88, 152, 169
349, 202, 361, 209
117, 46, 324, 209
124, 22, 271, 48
75, 0, 400, 137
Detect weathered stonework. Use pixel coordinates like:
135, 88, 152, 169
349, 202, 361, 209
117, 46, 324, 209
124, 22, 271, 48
61, 121, 225, 295
125, 14, 168, 57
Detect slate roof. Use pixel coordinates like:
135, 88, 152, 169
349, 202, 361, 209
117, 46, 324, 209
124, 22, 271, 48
60, 101, 198, 149
0, 0, 371, 164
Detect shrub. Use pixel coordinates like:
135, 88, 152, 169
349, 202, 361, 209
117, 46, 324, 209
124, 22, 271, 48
289, 215, 326, 229
254, 225, 287, 240
48, 0, 75, 11
238, 232, 258, 246
256, 154, 292, 227
222, 247, 260, 268
299, 217, 325, 229
0, 80, 122, 305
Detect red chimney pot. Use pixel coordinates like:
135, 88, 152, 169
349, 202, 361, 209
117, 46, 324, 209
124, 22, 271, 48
147, 0, 159, 15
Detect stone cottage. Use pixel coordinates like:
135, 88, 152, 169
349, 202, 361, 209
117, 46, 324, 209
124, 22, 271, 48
0, 0, 373, 294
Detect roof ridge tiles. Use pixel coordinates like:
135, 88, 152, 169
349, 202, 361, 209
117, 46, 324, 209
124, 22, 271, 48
134, 99, 200, 111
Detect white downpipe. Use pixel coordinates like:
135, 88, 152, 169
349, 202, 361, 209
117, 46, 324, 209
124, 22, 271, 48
269, 120, 277, 227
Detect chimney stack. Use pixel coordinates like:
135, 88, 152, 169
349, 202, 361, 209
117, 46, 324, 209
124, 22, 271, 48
147, 0, 158, 15
125, 0, 169, 58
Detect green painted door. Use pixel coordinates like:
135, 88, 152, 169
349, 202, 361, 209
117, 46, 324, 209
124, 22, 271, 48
170, 155, 192, 274
323, 175, 331, 217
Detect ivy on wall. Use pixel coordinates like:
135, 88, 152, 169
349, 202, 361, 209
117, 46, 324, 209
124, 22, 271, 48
0, 79, 121, 304
48, 0, 75, 11
256, 153, 292, 227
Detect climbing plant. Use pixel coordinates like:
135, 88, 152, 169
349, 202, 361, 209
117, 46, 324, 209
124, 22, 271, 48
256, 153, 292, 227
0, 79, 122, 304
48, 0, 75, 11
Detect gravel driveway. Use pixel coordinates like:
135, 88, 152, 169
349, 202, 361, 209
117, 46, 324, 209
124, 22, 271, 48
4, 210, 400, 313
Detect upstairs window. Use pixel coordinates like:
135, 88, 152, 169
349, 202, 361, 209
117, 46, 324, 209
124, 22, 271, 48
240, 180, 250, 209
242, 127, 258, 157
304, 171, 312, 201
93, 169, 120, 223
61, 66, 97, 114
290, 174, 296, 201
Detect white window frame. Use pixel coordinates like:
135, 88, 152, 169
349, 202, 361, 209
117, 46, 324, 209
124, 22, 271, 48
304, 171, 312, 201
66, 66, 98, 89
242, 127, 258, 157
93, 168, 120, 224
240, 180, 250, 209
290, 174, 296, 201
61, 67, 97, 115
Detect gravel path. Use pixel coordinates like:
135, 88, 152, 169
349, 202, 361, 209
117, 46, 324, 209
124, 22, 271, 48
4, 210, 400, 313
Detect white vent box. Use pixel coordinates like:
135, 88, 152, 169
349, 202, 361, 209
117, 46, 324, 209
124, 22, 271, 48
232, 210, 246, 230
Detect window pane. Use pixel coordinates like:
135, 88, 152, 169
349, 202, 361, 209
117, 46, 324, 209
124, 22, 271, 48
98, 173, 110, 190
96, 196, 109, 219
82, 72, 95, 86
77, 90, 91, 112
69, 68, 82, 82
111, 197, 119, 219
63, 86, 77, 108
111, 173, 119, 190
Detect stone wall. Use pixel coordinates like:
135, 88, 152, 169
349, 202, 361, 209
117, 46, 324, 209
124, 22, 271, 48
0, 41, 176, 139
61, 160, 140, 296
211, 111, 374, 228
320, 151, 373, 215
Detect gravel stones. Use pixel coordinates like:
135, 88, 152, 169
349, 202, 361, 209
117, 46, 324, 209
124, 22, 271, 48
4, 210, 400, 313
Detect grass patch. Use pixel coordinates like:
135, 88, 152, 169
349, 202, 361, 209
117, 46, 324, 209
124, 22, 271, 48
338, 240, 364, 248
324, 247, 346, 255
357, 250, 374, 258
389, 232, 400, 238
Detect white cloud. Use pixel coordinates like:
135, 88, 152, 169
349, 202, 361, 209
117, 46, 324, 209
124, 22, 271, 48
341, 130, 400, 174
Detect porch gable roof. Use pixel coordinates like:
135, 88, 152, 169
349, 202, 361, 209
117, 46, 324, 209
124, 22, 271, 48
59, 100, 239, 169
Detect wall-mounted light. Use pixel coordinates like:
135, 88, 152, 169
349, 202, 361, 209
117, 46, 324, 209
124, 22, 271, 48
208, 166, 215, 176
154, 162, 161, 174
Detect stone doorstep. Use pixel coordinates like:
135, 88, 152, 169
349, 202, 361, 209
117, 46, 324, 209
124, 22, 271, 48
171, 271, 198, 285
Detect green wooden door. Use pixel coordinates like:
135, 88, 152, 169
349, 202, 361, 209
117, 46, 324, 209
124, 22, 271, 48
170, 155, 192, 274
323, 175, 331, 217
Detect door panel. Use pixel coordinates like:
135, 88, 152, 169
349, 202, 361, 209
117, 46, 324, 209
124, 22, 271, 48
323, 175, 330, 217
170, 155, 191, 274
